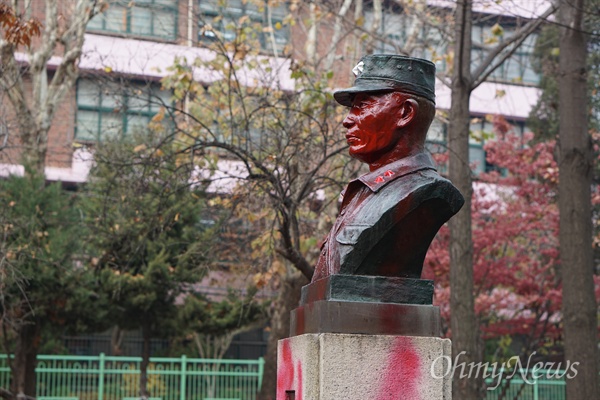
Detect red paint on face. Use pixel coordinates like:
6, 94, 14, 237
277, 340, 295, 400
343, 92, 403, 165
376, 337, 421, 400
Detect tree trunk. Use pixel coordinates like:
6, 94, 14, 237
21, 126, 48, 177
305, 1, 318, 66
323, 0, 353, 71
448, 0, 481, 398
111, 326, 124, 356
257, 270, 307, 400
365, 0, 382, 54
557, 1, 600, 399
0, 42, 44, 176
140, 324, 151, 399
10, 323, 41, 399
0, 1, 98, 178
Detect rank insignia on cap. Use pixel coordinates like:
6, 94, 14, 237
352, 61, 364, 77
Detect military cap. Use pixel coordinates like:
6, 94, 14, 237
334, 54, 436, 106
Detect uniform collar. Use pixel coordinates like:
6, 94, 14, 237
357, 151, 436, 193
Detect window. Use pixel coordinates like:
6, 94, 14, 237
87, 0, 178, 40
368, 12, 408, 54
76, 79, 171, 141
365, 9, 450, 73
471, 26, 539, 85
198, 0, 288, 54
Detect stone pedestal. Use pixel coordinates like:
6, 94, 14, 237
276, 333, 452, 400
277, 275, 451, 399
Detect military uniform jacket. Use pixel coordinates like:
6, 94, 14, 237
312, 151, 464, 282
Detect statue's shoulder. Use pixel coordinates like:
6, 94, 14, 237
407, 169, 465, 213
347, 168, 463, 233
378, 168, 464, 214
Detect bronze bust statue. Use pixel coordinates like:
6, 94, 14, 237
312, 54, 464, 282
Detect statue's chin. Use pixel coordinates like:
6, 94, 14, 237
348, 146, 371, 163
349, 147, 385, 166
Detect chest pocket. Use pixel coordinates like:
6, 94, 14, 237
336, 224, 370, 245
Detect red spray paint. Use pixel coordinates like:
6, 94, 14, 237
277, 340, 294, 400
277, 339, 303, 400
376, 337, 421, 400
296, 360, 303, 400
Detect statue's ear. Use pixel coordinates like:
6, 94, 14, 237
395, 95, 418, 129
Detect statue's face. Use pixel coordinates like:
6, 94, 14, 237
342, 92, 403, 164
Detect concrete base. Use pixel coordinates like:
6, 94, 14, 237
277, 333, 451, 400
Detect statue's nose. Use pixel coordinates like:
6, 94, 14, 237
342, 114, 354, 129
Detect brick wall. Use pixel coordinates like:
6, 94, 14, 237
0, 0, 354, 173
46, 78, 76, 168
0, 74, 75, 169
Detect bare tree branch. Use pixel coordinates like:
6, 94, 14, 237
324, 0, 354, 71
471, 4, 557, 88
1, 0, 103, 175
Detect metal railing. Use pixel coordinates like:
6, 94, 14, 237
1, 355, 575, 400
0, 354, 264, 400
485, 368, 568, 400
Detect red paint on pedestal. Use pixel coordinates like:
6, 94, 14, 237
376, 337, 421, 400
277, 339, 303, 400
377, 302, 409, 333
277, 340, 294, 400
296, 360, 303, 400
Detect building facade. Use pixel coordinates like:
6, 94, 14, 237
0, 0, 549, 182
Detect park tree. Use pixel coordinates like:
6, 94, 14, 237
0, 0, 104, 175
180, 288, 267, 360
0, 4, 108, 397
178, 287, 268, 398
445, 1, 556, 397
166, 2, 359, 396
430, 125, 558, 339
527, 3, 600, 396
0, 174, 110, 400
556, 0, 600, 398
162, 62, 351, 398
427, 116, 600, 397
82, 132, 216, 399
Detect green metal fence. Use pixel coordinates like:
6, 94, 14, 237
485, 368, 567, 400
0, 354, 264, 400
0, 355, 575, 400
